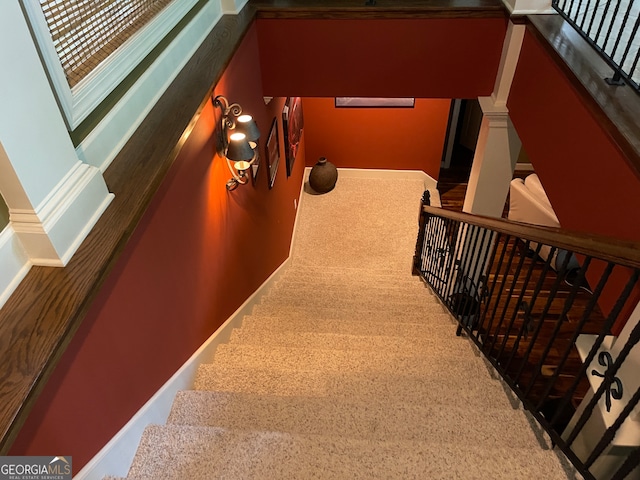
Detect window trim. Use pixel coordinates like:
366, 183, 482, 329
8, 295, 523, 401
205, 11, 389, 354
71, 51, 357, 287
22, 0, 199, 130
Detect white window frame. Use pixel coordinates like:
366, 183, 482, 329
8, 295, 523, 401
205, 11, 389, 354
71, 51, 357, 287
21, 0, 199, 130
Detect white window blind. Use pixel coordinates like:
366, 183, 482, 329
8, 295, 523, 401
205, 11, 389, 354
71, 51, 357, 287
39, 0, 173, 87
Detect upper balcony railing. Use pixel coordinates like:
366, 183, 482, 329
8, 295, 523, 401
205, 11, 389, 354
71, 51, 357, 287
552, 0, 640, 91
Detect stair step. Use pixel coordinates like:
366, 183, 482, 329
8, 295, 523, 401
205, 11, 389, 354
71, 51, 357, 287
228, 329, 473, 356
259, 293, 431, 310
240, 314, 456, 337
209, 344, 489, 378
193, 363, 516, 408
251, 302, 446, 321
280, 267, 424, 283
126, 425, 566, 480
274, 274, 429, 290
269, 282, 433, 301
167, 390, 539, 448
284, 263, 417, 278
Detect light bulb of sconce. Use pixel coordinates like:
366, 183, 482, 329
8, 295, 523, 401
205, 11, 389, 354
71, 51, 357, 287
236, 114, 261, 142
234, 160, 251, 175
226, 132, 253, 161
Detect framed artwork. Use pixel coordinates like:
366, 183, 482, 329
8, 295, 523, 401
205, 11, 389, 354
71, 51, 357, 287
283, 97, 304, 177
266, 118, 280, 189
335, 97, 415, 108
251, 141, 260, 184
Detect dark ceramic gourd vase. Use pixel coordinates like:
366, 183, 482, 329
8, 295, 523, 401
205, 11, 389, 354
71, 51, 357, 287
309, 157, 338, 194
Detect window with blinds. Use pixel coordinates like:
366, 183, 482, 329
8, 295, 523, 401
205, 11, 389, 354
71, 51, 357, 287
39, 0, 174, 87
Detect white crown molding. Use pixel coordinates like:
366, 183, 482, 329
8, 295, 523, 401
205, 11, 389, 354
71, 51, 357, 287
76, 0, 223, 171
22, 0, 200, 130
10, 162, 113, 266
0, 225, 31, 309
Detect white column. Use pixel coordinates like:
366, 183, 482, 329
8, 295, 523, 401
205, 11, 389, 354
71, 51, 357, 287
462, 98, 521, 218
0, 1, 113, 268
462, 21, 526, 219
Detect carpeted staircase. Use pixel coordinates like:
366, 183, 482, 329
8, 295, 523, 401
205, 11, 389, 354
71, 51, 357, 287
108, 176, 572, 479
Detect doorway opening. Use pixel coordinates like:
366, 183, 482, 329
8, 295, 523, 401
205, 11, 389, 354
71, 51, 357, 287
439, 98, 482, 210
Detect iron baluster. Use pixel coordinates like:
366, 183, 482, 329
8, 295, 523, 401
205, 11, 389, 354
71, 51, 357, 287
564, 271, 640, 448
481, 235, 513, 354
540, 262, 615, 426
610, 446, 640, 480
486, 237, 520, 355
512, 250, 571, 386
523, 256, 592, 398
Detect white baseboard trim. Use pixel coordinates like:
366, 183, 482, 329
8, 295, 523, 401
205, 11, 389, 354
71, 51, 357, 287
75, 256, 291, 479
289, 169, 308, 258
76, 0, 223, 172
0, 225, 31, 309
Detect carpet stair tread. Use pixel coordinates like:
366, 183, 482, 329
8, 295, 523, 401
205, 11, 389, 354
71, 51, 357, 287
239, 314, 456, 337
124, 424, 566, 480
228, 329, 473, 355
210, 343, 488, 375
276, 272, 426, 283
258, 294, 432, 310
268, 285, 432, 303
273, 277, 430, 292
167, 390, 539, 448
251, 302, 446, 320
192, 363, 517, 408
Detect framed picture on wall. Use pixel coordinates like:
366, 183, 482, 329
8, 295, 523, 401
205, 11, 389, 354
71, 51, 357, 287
283, 97, 304, 177
266, 118, 280, 189
335, 97, 415, 108
251, 141, 261, 184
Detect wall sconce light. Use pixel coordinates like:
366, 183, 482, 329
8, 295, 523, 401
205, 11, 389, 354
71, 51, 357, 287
212, 95, 261, 191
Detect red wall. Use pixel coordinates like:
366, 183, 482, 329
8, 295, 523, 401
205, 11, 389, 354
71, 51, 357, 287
507, 28, 640, 332
302, 98, 450, 178
508, 29, 640, 241
10, 24, 305, 469
257, 18, 507, 98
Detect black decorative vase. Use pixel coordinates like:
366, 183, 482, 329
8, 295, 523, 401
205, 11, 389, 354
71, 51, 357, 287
309, 157, 338, 194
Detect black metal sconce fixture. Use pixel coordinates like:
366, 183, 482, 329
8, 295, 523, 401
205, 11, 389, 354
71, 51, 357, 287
212, 95, 260, 191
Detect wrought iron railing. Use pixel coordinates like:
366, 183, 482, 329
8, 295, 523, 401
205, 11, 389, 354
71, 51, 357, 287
413, 192, 640, 480
552, 0, 640, 91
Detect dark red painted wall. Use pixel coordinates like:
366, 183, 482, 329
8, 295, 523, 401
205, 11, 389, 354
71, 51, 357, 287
302, 97, 450, 178
10, 24, 305, 469
508, 29, 640, 240
508, 28, 640, 333
257, 18, 507, 98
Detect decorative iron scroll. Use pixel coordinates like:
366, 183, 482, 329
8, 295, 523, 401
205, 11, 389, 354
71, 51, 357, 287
591, 351, 624, 413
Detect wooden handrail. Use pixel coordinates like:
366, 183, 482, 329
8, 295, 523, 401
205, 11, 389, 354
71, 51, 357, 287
423, 205, 640, 269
